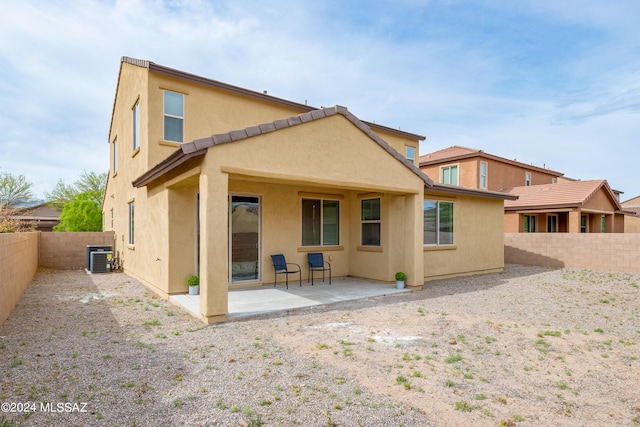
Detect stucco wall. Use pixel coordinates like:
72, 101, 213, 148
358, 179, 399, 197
0, 232, 38, 326
39, 231, 115, 270
423, 193, 505, 280
504, 233, 640, 273
626, 216, 640, 233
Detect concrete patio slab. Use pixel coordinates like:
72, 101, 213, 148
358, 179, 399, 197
170, 276, 409, 320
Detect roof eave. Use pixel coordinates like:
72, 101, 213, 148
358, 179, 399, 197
429, 183, 518, 201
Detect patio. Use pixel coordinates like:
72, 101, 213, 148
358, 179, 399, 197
170, 276, 410, 319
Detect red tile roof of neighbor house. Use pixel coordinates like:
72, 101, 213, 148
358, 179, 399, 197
419, 145, 564, 177
502, 179, 622, 211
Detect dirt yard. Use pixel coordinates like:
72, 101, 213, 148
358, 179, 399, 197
1, 265, 639, 426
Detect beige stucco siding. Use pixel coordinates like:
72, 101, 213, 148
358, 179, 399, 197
423, 193, 505, 280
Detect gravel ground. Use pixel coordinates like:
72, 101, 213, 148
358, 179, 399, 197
1, 265, 639, 427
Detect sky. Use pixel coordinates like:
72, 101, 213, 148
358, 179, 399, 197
1, 0, 639, 201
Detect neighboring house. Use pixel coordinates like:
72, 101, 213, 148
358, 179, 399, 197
9, 203, 61, 231
502, 180, 626, 233
418, 145, 563, 190
103, 57, 516, 324
622, 196, 640, 233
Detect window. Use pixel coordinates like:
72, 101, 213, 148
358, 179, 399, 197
580, 215, 587, 233
128, 201, 135, 245
302, 199, 339, 246
479, 162, 487, 189
112, 139, 117, 173
110, 208, 114, 229
601, 215, 606, 233
524, 215, 537, 232
547, 214, 557, 232
361, 198, 381, 246
441, 165, 458, 185
423, 200, 454, 245
405, 146, 415, 162
133, 100, 140, 150
164, 90, 184, 142
525, 172, 531, 186
552, 178, 557, 184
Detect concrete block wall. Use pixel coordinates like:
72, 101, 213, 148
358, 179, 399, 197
505, 233, 640, 273
0, 232, 39, 325
39, 231, 115, 270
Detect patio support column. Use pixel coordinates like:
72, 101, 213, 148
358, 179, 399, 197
198, 169, 229, 323
404, 193, 424, 289
568, 209, 581, 233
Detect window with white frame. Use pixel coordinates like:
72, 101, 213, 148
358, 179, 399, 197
524, 215, 536, 232
525, 172, 532, 186
110, 208, 114, 229
128, 201, 135, 245
164, 90, 184, 142
423, 200, 454, 245
441, 165, 458, 185
302, 199, 340, 246
479, 162, 487, 189
133, 100, 140, 150
405, 146, 415, 162
361, 198, 381, 246
552, 178, 557, 184
580, 214, 587, 233
547, 214, 557, 232
112, 139, 117, 173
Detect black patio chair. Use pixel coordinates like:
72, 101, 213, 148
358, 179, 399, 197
270, 254, 301, 289
307, 252, 331, 285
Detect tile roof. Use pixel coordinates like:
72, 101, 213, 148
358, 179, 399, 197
502, 180, 621, 210
419, 145, 563, 177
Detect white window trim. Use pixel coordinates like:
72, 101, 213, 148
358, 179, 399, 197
128, 200, 135, 245
440, 164, 459, 186
163, 90, 184, 143
360, 197, 381, 246
524, 214, 537, 232
479, 161, 488, 189
525, 172, 532, 186
301, 198, 340, 246
424, 200, 455, 246
405, 146, 415, 162
112, 138, 118, 174
547, 214, 558, 233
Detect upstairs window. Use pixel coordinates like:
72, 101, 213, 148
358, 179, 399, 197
525, 172, 532, 186
133, 100, 140, 150
424, 200, 454, 245
479, 162, 487, 189
441, 165, 458, 185
112, 139, 118, 173
164, 91, 184, 142
405, 146, 415, 162
361, 198, 381, 246
302, 199, 340, 246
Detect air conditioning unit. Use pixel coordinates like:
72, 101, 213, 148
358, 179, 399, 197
90, 251, 113, 274
86, 245, 113, 270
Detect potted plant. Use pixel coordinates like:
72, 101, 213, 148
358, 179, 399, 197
395, 271, 406, 289
187, 275, 200, 295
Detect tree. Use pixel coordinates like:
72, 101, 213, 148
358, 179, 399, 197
0, 170, 35, 209
53, 192, 103, 232
46, 171, 107, 210
47, 171, 107, 232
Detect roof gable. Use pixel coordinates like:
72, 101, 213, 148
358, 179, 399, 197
503, 180, 622, 210
133, 106, 432, 188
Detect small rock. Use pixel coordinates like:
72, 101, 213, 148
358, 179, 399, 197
449, 339, 457, 345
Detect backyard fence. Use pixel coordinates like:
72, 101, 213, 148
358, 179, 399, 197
504, 233, 640, 274
0, 231, 115, 326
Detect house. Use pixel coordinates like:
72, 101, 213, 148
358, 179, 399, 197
103, 57, 516, 324
9, 203, 61, 232
622, 196, 640, 233
418, 145, 563, 190
420, 145, 627, 234
502, 180, 625, 233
